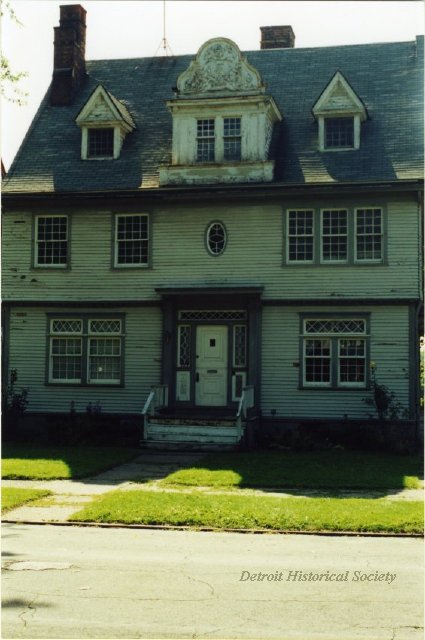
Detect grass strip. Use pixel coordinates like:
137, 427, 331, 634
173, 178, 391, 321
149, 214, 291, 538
70, 490, 424, 534
2, 487, 51, 513
162, 450, 423, 490
2, 444, 139, 480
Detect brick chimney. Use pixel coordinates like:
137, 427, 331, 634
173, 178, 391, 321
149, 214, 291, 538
260, 26, 295, 49
50, 4, 87, 106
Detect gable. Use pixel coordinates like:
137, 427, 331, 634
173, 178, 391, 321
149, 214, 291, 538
177, 38, 265, 98
312, 71, 367, 120
75, 84, 135, 130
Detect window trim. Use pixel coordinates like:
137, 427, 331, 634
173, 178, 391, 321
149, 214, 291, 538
283, 207, 385, 266
195, 115, 242, 164
81, 125, 121, 160
299, 313, 370, 390
354, 207, 384, 264
33, 214, 70, 269
318, 114, 361, 152
205, 220, 227, 256
113, 213, 151, 269
320, 208, 349, 264
46, 314, 125, 387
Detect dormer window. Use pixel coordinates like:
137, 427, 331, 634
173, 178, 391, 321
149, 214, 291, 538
312, 71, 367, 152
160, 37, 282, 185
75, 84, 135, 161
196, 117, 242, 163
87, 128, 114, 158
324, 117, 354, 149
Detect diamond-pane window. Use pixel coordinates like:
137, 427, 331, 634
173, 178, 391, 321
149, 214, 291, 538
49, 317, 123, 385
233, 325, 247, 368
35, 216, 68, 267
302, 316, 368, 388
115, 214, 149, 266
178, 325, 191, 368
179, 311, 246, 321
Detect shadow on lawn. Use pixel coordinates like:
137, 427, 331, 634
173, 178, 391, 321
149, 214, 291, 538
2, 444, 422, 499
159, 449, 423, 499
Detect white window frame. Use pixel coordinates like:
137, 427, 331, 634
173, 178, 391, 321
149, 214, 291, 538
286, 210, 315, 264
81, 126, 122, 160
320, 209, 348, 264
196, 116, 242, 163
48, 317, 124, 385
318, 114, 361, 152
301, 317, 368, 389
34, 214, 69, 268
354, 207, 383, 263
114, 213, 150, 268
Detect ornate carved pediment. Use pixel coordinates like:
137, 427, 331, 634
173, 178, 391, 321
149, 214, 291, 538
177, 38, 264, 97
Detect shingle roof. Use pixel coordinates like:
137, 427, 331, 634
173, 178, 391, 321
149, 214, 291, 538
3, 37, 423, 193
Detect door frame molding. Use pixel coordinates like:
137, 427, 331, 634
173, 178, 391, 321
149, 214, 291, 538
158, 287, 263, 412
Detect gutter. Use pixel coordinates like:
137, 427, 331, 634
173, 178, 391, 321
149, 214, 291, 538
2, 179, 424, 208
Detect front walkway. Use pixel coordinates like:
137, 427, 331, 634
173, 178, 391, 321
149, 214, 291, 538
2, 450, 423, 524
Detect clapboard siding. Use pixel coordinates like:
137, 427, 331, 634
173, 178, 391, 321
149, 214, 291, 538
2, 195, 421, 302
7, 306, 162, 414
261, 305, 410, 419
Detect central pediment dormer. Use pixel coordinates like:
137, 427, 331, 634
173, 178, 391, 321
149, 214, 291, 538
159, 38, 282, 186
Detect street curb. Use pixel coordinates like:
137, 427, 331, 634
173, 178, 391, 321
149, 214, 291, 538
2, 518, 423, 538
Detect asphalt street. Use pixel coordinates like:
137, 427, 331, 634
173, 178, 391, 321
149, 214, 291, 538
2, 523, 423, 639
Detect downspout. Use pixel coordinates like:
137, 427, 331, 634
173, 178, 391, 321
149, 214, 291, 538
414, 190, 424, 445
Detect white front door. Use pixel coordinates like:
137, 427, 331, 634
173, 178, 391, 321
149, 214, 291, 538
195, 325, 228, 406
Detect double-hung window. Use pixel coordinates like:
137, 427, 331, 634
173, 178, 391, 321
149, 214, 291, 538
301, 317, 368, 388
35, 215, 68, 267
196, 116, 242, 163
321, 209, 348, 263
114, 214, 149, 267
48, 316, 124, 385
285, 208, 383, 265
355, 208, 383, 262
287, 210, 314, 263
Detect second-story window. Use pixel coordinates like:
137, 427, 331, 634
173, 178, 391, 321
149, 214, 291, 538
114, 214, 149, 267
355, 208, 383, 262
321, 209, 348, 262
287, 210, 314, 263
35, 215, 68, 268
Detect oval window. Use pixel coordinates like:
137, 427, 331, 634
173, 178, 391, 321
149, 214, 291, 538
206, 222, 227, 256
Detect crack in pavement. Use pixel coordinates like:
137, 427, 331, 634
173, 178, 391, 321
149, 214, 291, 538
18, 594, 38, 630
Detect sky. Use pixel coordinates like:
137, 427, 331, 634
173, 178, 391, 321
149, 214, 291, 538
1, 0, 424, 170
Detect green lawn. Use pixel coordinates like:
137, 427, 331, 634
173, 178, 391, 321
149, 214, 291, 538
70, 489, 424, 534
2, 487, 51, 513
161, 450, 423, 490
2, 444, 139, 479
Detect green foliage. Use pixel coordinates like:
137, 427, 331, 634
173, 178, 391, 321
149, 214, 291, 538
1, 487, 51, 513
2, 369, 29, 433
161, 450, 422, 490
363, 367, 409, 421
1, 0, 28, 104
70, 489, 424, 534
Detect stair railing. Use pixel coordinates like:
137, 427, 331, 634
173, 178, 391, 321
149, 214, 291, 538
236, 385, 254, 438
142, 384, 169, 418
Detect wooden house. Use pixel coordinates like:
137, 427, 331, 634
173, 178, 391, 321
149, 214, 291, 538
2, 5, 423, 448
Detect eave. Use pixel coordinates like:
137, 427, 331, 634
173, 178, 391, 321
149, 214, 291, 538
2, 179, 423, 210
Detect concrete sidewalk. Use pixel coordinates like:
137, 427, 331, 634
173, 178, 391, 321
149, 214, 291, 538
2, 450, 424, 525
